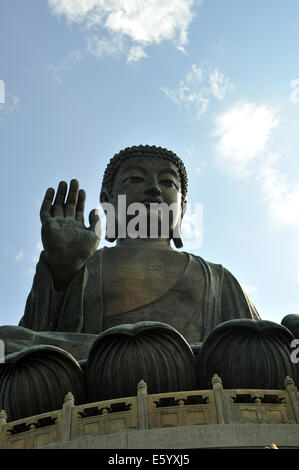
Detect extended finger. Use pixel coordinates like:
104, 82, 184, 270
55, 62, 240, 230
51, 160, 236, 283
53, 181, 67, 217
40, 188, 55, 223
76, 189, 86, 224
65, 179, 79, 217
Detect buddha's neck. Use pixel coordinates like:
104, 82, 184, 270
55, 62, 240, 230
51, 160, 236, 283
116, 237, 172, 250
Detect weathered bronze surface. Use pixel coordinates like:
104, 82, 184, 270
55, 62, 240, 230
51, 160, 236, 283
0, 345, 87, 421
0, 145, 297, 421
8, 146, 259, 348
197, 319, 299, 390
85, 321, 196, 401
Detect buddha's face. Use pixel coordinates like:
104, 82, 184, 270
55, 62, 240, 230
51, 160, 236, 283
108, 156, 183, 239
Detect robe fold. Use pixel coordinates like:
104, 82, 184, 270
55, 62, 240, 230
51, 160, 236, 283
18, 248, 260, 346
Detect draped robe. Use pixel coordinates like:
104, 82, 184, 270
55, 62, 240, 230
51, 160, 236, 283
2, 247, 260, 359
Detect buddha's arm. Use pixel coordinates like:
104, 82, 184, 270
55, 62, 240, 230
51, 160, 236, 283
221, 267, 261, 321
18, 251, 88, 332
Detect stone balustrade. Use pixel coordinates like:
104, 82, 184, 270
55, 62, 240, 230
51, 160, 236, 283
0, 375, 298, 449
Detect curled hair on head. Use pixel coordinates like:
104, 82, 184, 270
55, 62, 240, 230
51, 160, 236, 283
100, 145, 188, 204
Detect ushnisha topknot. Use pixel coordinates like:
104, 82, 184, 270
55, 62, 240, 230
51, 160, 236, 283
101, 145, 188, 203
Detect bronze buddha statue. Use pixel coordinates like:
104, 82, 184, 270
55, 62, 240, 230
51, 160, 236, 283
9, 145, 259, 350
0, 145, 298, 420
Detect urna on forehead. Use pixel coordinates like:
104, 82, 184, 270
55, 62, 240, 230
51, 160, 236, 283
101, 145, 188, 202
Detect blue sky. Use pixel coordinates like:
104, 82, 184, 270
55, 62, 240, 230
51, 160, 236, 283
0, 0, 298, 327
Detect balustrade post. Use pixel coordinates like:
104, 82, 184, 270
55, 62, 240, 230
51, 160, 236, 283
0, 409, 7, 448
61, 392, 75, 443
212, 374, 232, 424
137, 380, 149, 430
285, 376, 299, 423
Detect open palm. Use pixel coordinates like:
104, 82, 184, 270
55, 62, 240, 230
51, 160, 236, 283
40, 179, 101, 289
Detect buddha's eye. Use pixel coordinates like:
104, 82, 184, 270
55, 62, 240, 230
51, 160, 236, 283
122, 176, 145, 184
160, 179, 178, 189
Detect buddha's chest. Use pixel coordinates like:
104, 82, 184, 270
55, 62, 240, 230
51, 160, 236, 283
102, 248, 187, 317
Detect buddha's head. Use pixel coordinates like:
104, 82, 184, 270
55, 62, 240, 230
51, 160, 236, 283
100, 145, 188, 248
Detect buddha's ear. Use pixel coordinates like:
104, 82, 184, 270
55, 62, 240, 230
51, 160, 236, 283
172, 200, 187, 249
181, 200, 187, 219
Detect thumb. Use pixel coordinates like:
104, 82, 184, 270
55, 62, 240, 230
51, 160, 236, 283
89, 209, 102, 239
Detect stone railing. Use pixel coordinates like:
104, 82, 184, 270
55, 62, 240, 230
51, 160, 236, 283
0, 375, 298, 449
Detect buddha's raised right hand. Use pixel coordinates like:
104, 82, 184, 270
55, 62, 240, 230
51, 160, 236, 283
40, 179, 101, 290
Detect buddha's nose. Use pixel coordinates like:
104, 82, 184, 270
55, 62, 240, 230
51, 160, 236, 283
144, 177, 161, 198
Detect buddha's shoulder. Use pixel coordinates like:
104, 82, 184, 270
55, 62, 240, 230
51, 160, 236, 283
189, 252, 224, 272
190, 253, 244, 289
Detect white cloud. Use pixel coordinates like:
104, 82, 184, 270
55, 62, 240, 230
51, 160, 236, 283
48, 0, 100, 22
161, 64, 232, 119
214, 103, 299, 227
0, 94, 19, 124
209, 68, 232, 101
7, 95, 19, 112
241, 149, 299, 227
15, 250, 24, 262
127, 45, 148, 63
290, 79, 299, 104
257, 161, 299, 227
241, 285, 258, 295
161, 83, 209, 118
49, 49, 82, 83
213, 102, 279, 178
48, 0, 200, 62
185, 64, 203, 84
87, 34, 124, 58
